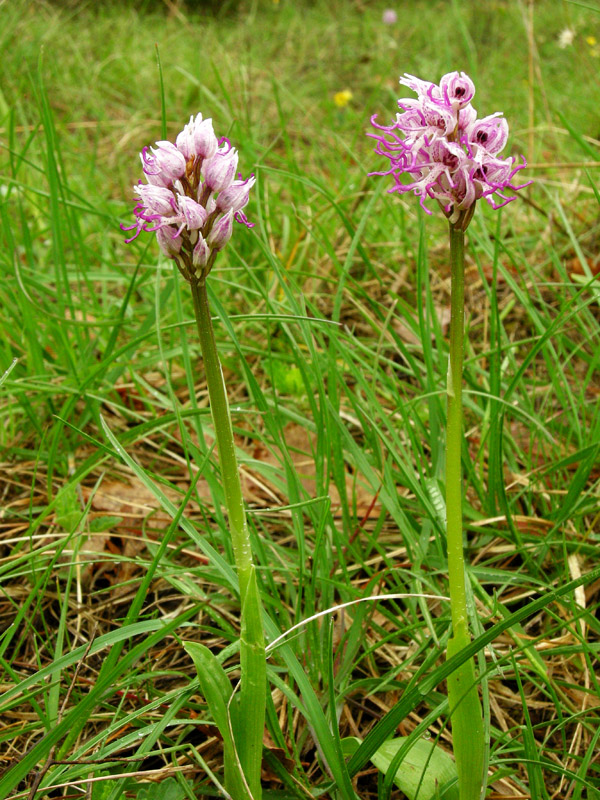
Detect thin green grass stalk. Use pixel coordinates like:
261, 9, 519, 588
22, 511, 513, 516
55, 465, 207, 761
0, 609, 200, 797
445, 222, 485, 800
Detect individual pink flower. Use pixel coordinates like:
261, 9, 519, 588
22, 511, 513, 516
216, 175, 256, 214
466, 114, 509, 156
439, 71, 476, 109
140, 141, 186, 187
382, 9, 397, 24
134, 184, 177, 216
176, 196, 208, 233
193, 118, 219, 160
202, 144, 239, 192
122, 115, 254, 280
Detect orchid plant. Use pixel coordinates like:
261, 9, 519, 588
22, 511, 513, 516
121, 74, 530, 799
123, 115, 263, 800
369, 71, 530, 799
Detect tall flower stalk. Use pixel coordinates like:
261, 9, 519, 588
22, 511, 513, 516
123, 114, 264, 799
369, 72, 530, 799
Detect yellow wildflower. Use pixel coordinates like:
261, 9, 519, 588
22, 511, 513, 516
334, 89, 353, 108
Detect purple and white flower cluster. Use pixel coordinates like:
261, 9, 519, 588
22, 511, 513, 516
122, 114, 254, 280
369, 71, 530, 229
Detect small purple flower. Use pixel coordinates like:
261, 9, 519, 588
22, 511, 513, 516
382, 9, 397, 24
122, 115, 255, 280
368, 71, 531, 228
175, 115, 200, 159
134, 183, 177, 216
193, 118, 219, 160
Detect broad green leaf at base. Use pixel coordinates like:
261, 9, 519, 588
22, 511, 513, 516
184, 641, 253, 800
341, 736, 459, 800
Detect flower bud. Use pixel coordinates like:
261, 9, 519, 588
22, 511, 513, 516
202, 145, 239, 192
194, 118, 219, 160
205, 195, 217, 215
176, 114, 202, 159
207, 210, 234, 250
156, 226, 183, 258
193, 232, 211, 269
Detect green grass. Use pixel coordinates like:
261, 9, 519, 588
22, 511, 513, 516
1, 0, 600, 798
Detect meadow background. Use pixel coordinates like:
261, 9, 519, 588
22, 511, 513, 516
1, 0, 600, 798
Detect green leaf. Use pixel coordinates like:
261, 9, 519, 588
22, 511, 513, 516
91, 773, 118, 800
342, 735, 458, 800
446, 631, 485, 800
183, 642, 253, 800
183, 642, 234, 739
238, 566, 266, 800
371, 737, 459, 800
0, 612, 198, 798
340, 736, 361, 759
134, 777, 186, 800
55, 483, 82, 532
88, 515, 123, 533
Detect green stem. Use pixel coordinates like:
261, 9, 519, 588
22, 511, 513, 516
446, 223, 468, 637
190, 278, 253, 602
190, 277, 265, 800
445, 222, 485, 800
